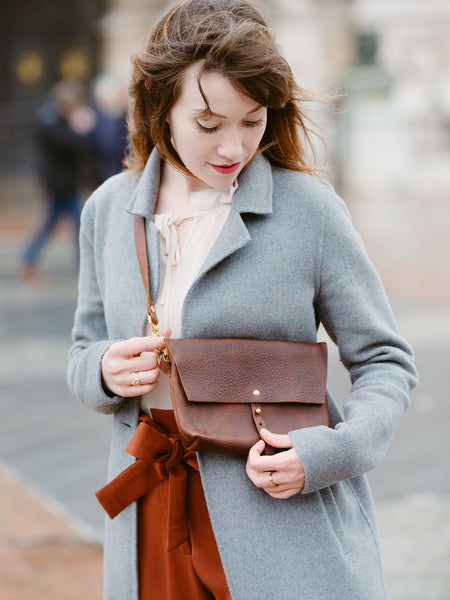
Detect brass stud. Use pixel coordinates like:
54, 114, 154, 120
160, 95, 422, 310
255, 408, 262, 415
253, 389, 260, 397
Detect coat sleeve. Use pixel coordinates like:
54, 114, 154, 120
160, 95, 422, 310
67, 195, 125, 414
289, 188, 418, 494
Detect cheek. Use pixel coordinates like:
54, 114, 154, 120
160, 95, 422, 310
247, 118, 267, 149
172, 125, 207, 157
247, 128, 266, 151
176, 135, 213, 171
185, 134, 214, 159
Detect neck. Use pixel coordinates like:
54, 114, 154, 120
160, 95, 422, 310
155, 162, 198, 216
161, 161, 210, 193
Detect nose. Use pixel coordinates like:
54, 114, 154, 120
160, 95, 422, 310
216, 128, 244, 161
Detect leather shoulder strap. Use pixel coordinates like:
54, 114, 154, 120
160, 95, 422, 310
133, 215, 159, 327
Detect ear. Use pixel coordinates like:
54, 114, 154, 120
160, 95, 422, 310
144, 79, 151, 91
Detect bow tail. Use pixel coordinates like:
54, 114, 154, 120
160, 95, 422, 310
95, 460, 153, 519
166, 464, 191, 554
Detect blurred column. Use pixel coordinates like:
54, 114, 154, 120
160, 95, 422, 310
337, 0, 450, 200
98, 0, 167, 85
270, 0, 354, 180
355, 0, 450, 198
337, 32, 400, 199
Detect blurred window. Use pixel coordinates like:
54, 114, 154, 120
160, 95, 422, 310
0, 0, 105, 173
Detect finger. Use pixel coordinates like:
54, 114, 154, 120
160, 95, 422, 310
121, 380, 160, 397
247, 452, 280, 474
114, 336, 168, 358
247, 439, 291, 471
266, 487, 302, 500
263, 470, 304, 497
128, 368, 160, 388
140, 351, 159, 362
118, 369, 161, 397
249, 439, 265, 456
268, 470, 280, 488
140, 335, 169, 351
126, 351, 158, 373
258, 470, 282, 489
259, 428, 293, 449
246, 440, 266, 482
250, 469, 289, 491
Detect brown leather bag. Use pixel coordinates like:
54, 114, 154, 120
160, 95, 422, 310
134, 215, 330, 455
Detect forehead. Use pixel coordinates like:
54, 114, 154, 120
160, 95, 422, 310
175, 63, 262, 114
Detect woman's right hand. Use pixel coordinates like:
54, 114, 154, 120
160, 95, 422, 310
101, 328, 171, 397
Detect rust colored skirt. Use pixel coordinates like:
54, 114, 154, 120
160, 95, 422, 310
96, 409, 231, 600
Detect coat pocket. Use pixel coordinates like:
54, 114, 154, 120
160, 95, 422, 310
319, 484, 351, 555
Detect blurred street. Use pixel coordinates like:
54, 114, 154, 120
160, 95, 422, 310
1, 186, 450, 599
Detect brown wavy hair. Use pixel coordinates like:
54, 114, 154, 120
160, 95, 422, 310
125, 0, 324, 176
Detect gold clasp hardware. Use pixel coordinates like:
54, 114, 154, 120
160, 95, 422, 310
155, 347, 169, 365
148, 313, 160, 336
147, 313, 169, 364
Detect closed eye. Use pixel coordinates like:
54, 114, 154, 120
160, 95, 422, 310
195, 120, 218, 134
195, 117, 265, 134
244, 119, 265, 128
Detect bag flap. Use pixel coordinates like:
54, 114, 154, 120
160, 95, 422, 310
165, 338, 327, 405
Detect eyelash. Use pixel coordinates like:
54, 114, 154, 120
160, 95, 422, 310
194, 119, 264, 134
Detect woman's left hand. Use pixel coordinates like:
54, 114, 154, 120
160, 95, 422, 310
246, 428, 305, 499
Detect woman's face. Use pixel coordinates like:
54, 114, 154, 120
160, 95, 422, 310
166, 63, 267, 190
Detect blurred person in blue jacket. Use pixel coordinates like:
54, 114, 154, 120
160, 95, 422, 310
19, 79, 94, 281
88, 73, 128, 185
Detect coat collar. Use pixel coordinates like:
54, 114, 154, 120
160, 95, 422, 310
126, 149, 273, 218
126, 150, 274, 305
126, 149, 161, 217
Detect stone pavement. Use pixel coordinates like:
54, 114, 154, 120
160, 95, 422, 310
377, 493, 450, 598
0, 464, 102, 600
0, 201, 106, 599
1, 188, 450, 599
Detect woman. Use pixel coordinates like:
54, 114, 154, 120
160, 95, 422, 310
68, 1, 418, 598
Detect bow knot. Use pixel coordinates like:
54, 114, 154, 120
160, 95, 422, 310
95, 413, 197, 554
164, 435, 185, 469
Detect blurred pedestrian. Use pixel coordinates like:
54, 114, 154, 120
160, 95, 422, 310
19, 79, 94, 281
88, 73, 128, 185
68, 1, 418, 599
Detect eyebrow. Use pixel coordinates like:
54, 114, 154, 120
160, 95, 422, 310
192, 105, 263, 119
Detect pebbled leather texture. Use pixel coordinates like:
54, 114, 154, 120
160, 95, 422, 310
165, 338, 329, 455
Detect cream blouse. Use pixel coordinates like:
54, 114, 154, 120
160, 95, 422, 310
140, 183, 237, 413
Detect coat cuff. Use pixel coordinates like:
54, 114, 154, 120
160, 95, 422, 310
67, 339, 126, 414
289, 416, 395, 495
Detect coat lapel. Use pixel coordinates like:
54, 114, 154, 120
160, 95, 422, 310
126, 149, 161, 218
126, 149, 274, 299
195, 157, 273, 280
126, 151, 162, 301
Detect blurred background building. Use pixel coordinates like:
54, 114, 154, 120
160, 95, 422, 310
0, 0, 104, 176
1, 0, 450, 201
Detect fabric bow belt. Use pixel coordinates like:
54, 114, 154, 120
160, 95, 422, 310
95, 414, 198, 553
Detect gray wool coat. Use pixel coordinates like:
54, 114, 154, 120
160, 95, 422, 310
68, 149, 418, 600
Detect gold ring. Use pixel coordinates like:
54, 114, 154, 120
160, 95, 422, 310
131, 372, 141, 387
268, 472, 278, 488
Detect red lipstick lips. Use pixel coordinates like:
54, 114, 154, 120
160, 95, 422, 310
210, 162, 241, 174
